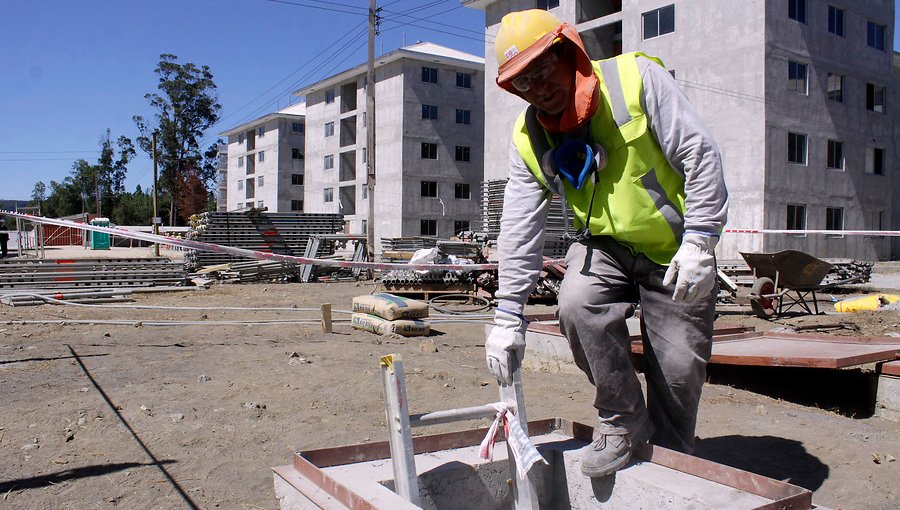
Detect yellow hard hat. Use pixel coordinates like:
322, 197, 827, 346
494, 9, 563, 66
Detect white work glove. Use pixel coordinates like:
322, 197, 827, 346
485, 309, 527, 385
662, 233, 718, 304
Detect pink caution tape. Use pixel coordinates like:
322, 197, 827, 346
2, 210, 566, 272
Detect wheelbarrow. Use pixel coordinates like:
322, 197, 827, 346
740, 250, 834, 318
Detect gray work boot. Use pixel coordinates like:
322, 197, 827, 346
580, 433, 635, 477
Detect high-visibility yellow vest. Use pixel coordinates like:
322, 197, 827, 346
512, 52, 686, 265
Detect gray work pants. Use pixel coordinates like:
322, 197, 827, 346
557, 236, 715, 453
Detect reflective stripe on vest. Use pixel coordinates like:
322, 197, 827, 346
512, 52, 686, 265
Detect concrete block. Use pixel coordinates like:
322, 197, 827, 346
875, 372, 900, 422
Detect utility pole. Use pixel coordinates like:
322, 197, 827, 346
366, 0, 377, 265
152, 132, 160, 257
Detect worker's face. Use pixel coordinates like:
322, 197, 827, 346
512, 49, 573, 115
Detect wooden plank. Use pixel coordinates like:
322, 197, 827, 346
632, 332, 900, 369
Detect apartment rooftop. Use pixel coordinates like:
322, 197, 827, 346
293, 41, 485, 96
219, 102, 307, 137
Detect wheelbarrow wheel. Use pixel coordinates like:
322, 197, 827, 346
750, 277, 777, 318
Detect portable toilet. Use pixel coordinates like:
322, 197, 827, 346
89, 218, 110, 250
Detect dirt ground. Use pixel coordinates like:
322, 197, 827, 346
1, 273, 899, 509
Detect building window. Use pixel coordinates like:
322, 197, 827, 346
421, 142, 438, 160
291, 122, 304, 134
257, 126, 265, 137
239, 134, 244, 144
826, 140, 844, 170
825, 207, 844, 231
455, 182, 470, 199
325, 90, 335, 104
237, 180, 243, 190
324, 188, 334, 203
258, 175, 265, 187
361, 184, 368, 200
292, 148, 304, 160
421, 181, 438, 198
257, 151, 265, 162
421, 66, 438, 84
362, 112, 366, 127
237, 156, 244, 168
867, 22, 886, 51
324, 154, 334, 170
291, 173, 304, 185
642, 4, 675, 40
325, 122, 335, 137
788, 132, 807, 164
454, 220, 470, 235
828, 6, 844, 36
536, 0, 559, 10
788, 61, 807, 94
420, 219, 437, 236
456, 72, 472, 88
786, 204, 806, 231
866, 83, 885, 112
421, 104, 438, 120
257, 200, 264, 208
866, 147, 886, 176
361, 219, 367, 233
455, 146, 471, 162
456, 109, 471, 125
826, 73, 843, 102
788, 0, 806, 23
291, 199, 303, 211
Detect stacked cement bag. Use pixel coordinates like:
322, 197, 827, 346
351, 293, 430, 337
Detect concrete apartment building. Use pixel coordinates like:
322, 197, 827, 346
294, 42, 485, 245
220, 103, 307, 212
465, 0, 897, 260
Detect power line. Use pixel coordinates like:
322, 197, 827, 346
259, 0, 366, 16
0, 150, 100, 154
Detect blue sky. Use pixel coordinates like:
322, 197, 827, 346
0, 0, 487, 200
1, 1, 897, 200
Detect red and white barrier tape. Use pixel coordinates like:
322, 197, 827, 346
1, 210, 519, 271
724, 228, 900, 237
6, 211, 892, 272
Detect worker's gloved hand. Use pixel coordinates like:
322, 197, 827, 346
485, 310, 527, 385
663, 233, 718, 303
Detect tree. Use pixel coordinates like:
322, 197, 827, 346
31, 182, 47, 210
38, 129, 134, 221
134, 54, 221, 225
95, 129, 136, 216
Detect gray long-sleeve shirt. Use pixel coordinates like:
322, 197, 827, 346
496, 57, 728, 314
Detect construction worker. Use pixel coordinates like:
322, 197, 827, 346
485, 10, 728, 478
0, 218, 9, 258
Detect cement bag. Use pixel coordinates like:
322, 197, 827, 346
351, 313, 430, 337
834, 294, 900, 312
352, 293, 429, 320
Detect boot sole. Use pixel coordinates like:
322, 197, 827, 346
580, 449, 632, 478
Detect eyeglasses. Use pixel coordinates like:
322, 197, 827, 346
510, 53, 559, 92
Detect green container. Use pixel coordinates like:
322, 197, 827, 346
89, 218, 110, 250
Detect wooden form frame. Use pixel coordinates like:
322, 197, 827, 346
274, 418, 812, 510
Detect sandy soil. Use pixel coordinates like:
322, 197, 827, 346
1, 280, 898, 510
